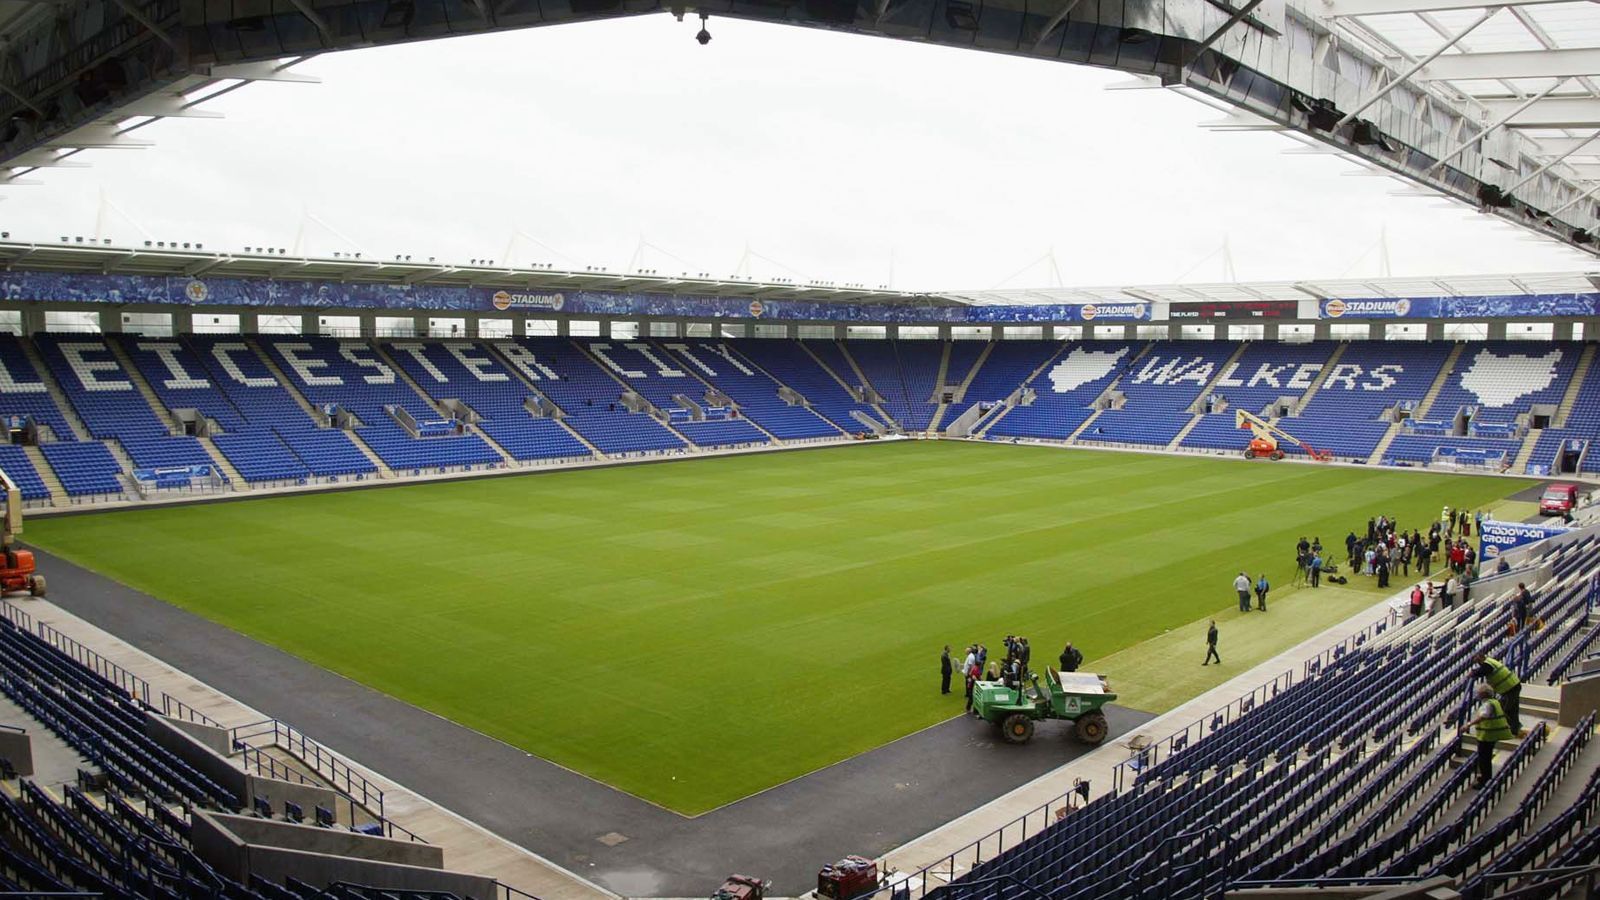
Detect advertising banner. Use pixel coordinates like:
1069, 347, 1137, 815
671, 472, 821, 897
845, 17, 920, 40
1169, 300, 1298, 319
1320, 293, 1600, 320
0, 271, 1153, 323
1479, 517, 1571, 560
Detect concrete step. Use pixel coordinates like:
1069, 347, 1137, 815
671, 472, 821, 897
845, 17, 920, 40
1414, 343, 1466, 420
345, 432, 395, 478
1368, 420, 1405, 466
0, 693, 95, 790
1555, 342, 1596, 429
1513, 427, 1544, 474
196, 436, 249, 491
21, 445, 67, 507
246, 339, 330, 425
104, 337, 181, 434
19, 340, 91, 441
1292, 342, 1347, 414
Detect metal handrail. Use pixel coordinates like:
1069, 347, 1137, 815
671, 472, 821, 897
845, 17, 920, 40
35, 621, 152, 703
499, 883, 548, 900
158, 693, 223, 729
923, 873, 1052, 900
1480, 864, 1600, 899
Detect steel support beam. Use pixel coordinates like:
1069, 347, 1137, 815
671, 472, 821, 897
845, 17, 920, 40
1334, 6, 1499, 130
1420, 47, 1600, 82
1323, 0, 1566, 15
1506, 130, 1600, 195
1428, 77, 1567, 172
1483, 96, 1600, 129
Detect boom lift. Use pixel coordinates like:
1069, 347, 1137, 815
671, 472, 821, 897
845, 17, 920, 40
1234, 409, 1332, 462
0, 469, 45, 596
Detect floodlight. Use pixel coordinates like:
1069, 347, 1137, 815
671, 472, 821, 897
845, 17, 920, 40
944, 1, 977, 30
1351, 120, 1397, 153
380, 0, 414, 28
1477, 184, 1514, 209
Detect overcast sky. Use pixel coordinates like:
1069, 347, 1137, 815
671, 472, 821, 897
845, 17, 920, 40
7, 15, 1596, 292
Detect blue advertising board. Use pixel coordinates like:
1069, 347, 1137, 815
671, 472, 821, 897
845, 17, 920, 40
1479, 517, 1571, 559
1320, 294, 1600, 320
0, 271, 1151, 323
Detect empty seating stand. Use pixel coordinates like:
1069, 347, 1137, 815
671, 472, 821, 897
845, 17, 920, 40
259, 336, 499, 473
509, 338, 685, 455
1080, 341, 1236, 447
663, 340, 841, 440
382, 340, 589, 463
730, 339, 885, 433
922, 529, 1600, 900
989, 341, 1131, 441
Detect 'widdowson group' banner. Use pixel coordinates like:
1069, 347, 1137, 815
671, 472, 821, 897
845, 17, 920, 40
1479, 518, 1571, 559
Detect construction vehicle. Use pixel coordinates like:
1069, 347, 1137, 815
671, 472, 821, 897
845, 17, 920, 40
0, 468, 44, 597
1234, 408, 1332, 462
970, 669, 1116, 746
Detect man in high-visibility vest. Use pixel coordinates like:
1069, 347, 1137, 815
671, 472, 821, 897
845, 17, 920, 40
1476, 651, 1525, 737
1460, 684, 1514, 788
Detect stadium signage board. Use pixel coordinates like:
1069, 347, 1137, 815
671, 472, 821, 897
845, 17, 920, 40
1479, 518, 1571, 559
1320, 294, 1600, 319
0, 271, 1150, 323
1169, 300, 1297, 319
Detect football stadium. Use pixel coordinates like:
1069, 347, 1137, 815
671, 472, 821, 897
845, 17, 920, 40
6, 1, 1600, 899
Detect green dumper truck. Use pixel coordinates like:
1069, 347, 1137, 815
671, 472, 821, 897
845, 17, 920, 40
971, 669, 1116, 746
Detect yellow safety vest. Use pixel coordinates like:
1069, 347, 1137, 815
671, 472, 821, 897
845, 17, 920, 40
1476, 698, 1513, 744
1483, 657, 1521, 694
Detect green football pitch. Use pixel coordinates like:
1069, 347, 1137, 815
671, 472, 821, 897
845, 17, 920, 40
25, 441, 1531, 814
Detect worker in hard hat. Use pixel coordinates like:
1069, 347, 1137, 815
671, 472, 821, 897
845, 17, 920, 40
1459, 683, 1514, 789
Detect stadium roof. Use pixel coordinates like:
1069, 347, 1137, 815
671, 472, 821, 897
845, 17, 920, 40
8, 239, 1598, 310
945, 270, 1600, 306
0, 239, 919, 304
1322, 2, 1600, 203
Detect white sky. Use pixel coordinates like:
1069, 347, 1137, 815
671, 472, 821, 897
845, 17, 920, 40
7, 15, 1598, 293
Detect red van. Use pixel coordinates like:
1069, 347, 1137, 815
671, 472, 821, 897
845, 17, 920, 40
1540, 483, 1581, 516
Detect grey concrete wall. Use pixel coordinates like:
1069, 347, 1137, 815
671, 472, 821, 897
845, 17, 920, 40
159, 715, 231, 756
205, 811, 441, 867
145, 712, 248, 801
244, 773, 342, 824
192, 811, 489, 897
144, 713, 340, 818
0, 728, 34, 776
1561, 669, 1600, 728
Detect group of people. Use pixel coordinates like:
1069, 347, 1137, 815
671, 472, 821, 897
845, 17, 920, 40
1233, 572, 1271, 612
1342, 512, 1480, 591
1293, 537, 1325, 588
940, 636, 1085, 709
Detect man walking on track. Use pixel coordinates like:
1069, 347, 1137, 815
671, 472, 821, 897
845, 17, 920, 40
1203, 620, 1221, 666
1234, 572, 1252, 613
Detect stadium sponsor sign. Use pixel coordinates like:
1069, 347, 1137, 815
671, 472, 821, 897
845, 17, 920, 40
490, 291, 565, 312
1321, 298, 1411, 319
1321, 294, 1600, 319
0, 271, 1155, 323
1479, 517, 1571, 559
1075, 303, 1146, 322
